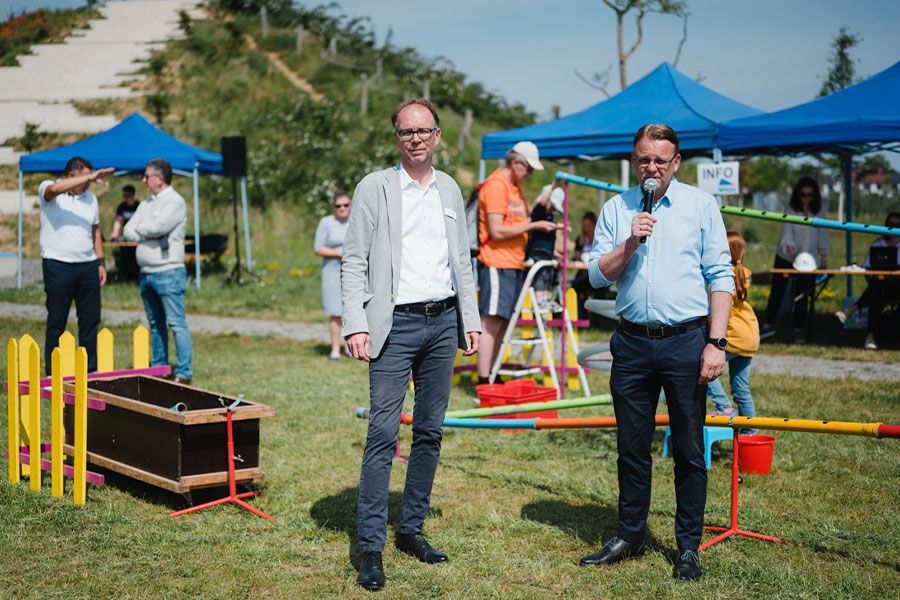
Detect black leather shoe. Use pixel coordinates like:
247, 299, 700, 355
396, 533, 448, 563
674, 549, 702, 581
579, 536, 645, 566
357, 551, 385, 591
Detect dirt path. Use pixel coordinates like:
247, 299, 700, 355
2, 302, 899, 381
244, 34, 324, 101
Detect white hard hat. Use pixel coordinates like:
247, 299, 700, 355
793, 252, 817, 272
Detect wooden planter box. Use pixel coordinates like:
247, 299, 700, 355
63, 375, 275, 494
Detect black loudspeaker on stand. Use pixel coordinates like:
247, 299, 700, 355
220, 136, 257, 285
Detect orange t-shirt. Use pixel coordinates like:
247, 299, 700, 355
477, 168, 529, 268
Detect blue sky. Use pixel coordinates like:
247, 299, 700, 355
5, 0, 899, 119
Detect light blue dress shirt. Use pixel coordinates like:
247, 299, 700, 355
588, 178, 734, 326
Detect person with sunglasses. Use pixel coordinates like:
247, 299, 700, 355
582, 123, 733, 581
760, 177, 830, 342
123, 158, 192, 385
342, 98, 480, 591
314, 192, 352, 359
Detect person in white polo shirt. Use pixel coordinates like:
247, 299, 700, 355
38, 156, 113, 373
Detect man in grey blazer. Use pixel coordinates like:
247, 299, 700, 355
342, 98, 480, 591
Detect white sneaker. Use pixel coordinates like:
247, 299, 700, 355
329, 350, 341, 360
864, 335, 878, 350
834, 310, 847, 324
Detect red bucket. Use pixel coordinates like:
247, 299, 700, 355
738, 434, 776, 475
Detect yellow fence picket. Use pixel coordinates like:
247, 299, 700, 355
73, 348, 88, 506
133, 326, 149, 369
97, 328, 114, 373
51, 349, 64, 497
7, 338, 19, 484
17, 334, 35, 477
57, 331, 76, 378
28, 343, 40, 492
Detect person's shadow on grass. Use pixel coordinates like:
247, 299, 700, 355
521, 499, 666, 559
310, 485, 403, 569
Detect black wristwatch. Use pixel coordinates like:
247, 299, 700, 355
707, 337, 727, 350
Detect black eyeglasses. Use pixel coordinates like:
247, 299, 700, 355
632, 155, 678, 168
395, 127, 438, 141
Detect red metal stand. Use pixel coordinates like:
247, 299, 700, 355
700, 428, 782, 550
170, 409, 272, 521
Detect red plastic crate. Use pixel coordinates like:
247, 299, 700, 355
476, 379, 558, 419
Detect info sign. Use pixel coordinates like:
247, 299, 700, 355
697, 161, 740, 196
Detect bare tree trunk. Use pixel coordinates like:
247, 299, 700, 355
260, 5, 268, 37
458, 109, 473, 152
672, 15, 688, 67
295, 26, 305, 56
360, 73, 368, 115
328, 37, 337, 56
422, 77, 431, 101
375, 57, 383, 80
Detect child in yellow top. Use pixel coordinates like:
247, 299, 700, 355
708, 231, 759, 432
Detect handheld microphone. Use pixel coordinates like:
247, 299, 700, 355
639, 178, 657, 244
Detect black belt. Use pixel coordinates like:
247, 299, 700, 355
619, 317, 707, 338
394, 297, 455, 316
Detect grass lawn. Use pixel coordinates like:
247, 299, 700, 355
0, 316, 897, 599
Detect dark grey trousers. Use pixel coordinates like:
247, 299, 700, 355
357, 306, 458, 553
609, 325, 708, 551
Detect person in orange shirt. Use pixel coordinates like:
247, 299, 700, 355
706, 230, 759, 433
476, 141, 559, 383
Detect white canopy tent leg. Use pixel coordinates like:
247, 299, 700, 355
17, 170, 23, 289
192, 166, 201, 289
240, 176, 252, 271
478, 159, 486, 183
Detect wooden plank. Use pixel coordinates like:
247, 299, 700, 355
179, 468, 265, 490
65, 445, 264, 493
66, 445, 186, 493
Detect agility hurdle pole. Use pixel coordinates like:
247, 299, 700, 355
556, 171, 897, 237
720, 205, 899, 237
354, 395, 612, 422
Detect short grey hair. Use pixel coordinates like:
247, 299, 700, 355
146, 158, 173, 185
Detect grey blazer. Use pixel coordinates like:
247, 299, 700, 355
341, 165, 481, 360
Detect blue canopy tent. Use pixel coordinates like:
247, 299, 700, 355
17, 112, 251, 289
480, 63, 762, 165
717, 60, 900, 292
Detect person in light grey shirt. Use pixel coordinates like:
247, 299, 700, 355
314, 192, 351, 359
123, 158, 192, 384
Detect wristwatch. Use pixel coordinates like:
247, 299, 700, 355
707, 337, 727, 350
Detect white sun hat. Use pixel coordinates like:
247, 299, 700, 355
511, 141, 544, 170
549, 187, 565, 212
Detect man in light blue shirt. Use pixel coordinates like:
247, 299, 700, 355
579, 124, 734, 582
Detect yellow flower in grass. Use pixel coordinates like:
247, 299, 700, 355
265, 262, 280, 271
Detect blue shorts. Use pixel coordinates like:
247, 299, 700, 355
477, 262, 523, 320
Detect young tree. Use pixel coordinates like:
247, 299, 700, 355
818, 26, 860, 97
576, 0, 688, 96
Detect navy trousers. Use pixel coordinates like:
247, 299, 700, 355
357, 305, 459, 553
42, 258, 101, 374
609, 325, 708, 551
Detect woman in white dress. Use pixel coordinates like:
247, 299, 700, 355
314, 192, 351, 359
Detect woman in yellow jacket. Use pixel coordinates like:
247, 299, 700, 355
708, 231, 759, 432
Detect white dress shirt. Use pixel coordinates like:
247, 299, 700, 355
395, 163, 455, 304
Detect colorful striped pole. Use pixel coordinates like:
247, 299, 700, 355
555, 171, 899, 237
384, 411, 900, 439
720, 205, 899, 237
446, 395, 611, 419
